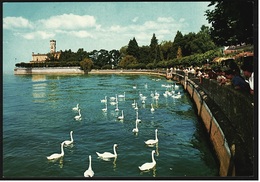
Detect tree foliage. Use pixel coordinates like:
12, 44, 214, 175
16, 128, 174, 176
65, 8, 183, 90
149, 33, 160, 64
80, 58, 93, 73
16, 25, 226, 70
118, 55, 138, 69
205, 0, 254, 46
177, 46, 182, 59
126, 37, 140, 60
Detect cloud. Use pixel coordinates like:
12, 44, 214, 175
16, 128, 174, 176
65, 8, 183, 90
3, 13, 188, 48
20, 31, 55, 40
157, 17, 174, 23
61, 30, 93, 38
179, 18, 185, 23
38, 13, 99, 30
132, 17, 139, 23
3, 16, 33, 29
109, 25, 127, 33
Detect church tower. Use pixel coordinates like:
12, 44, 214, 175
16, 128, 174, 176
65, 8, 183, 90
50, 40, 56, 53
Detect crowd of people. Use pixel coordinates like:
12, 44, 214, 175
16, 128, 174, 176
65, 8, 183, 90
206, 57, 253, 95
168, 56, 254, 96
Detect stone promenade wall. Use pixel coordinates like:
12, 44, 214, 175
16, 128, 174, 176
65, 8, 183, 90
14, 67, 84, 75
173, 73, 255, 177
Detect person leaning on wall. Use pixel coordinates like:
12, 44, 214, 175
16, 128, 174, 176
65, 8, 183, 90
224, 69, 250, 92
240, 60, 254, 95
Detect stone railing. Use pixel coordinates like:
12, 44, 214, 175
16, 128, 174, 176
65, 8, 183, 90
172, 71, 255, 177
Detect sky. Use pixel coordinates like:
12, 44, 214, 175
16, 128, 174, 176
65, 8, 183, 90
3, 2, 213, 73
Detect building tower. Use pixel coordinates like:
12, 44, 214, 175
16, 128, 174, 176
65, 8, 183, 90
50, 40, 56, 53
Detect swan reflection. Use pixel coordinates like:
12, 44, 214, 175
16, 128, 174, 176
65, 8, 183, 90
59, 157, 64, 168
140, 166, 156, 177
47, 156, 64, 168
113, 157, 117, 169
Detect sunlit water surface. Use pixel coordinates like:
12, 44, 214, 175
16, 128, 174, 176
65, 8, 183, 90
3, 73, 218, 178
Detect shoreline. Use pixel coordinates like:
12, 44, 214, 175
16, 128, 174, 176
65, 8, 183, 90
14, 67, 167, 77
89, 69, 166, 76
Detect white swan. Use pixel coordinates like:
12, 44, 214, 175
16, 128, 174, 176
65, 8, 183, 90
134, 103, 138, 110
151, 103, 155, 112
72, 104, 79, 111
118, 110, 124, 120
172, 93, 181, 99
136, 111, 141, 123
84, 155, 94, 177
132, 100, 136, 107
74, 109, 82, 120
47, 142, 65, 160
100, 96, 107, 103
102, 103, 107, 112
132, 119, 139, 133
138, 150, 156, 171
115, 102, 119, 112
96, 144, 118, 159
174, 82, 179, 89
144, 129, 158, 145
118, 92, 125, 98
144, 83, 148, 89
64, 131, 74, 145
110, 95, 116, 101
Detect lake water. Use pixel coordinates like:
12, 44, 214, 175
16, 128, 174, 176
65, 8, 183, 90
3, 73, 219, 179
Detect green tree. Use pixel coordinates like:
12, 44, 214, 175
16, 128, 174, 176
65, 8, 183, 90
126, 37, 140, 60
160, 40, 172, 60
195, 25, 217, 52
171, 31, 184, 58
139, 45, 150, 64
149, 33, 159, 64
109, 49, 121, 68
177, 46, 182, 59
205, 0, 254, 46
119, 46, 127, 57
80, 58, 93, 73
118, 55, 138, 68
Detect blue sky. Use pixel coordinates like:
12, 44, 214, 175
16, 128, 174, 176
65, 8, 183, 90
3, 2, 213, 73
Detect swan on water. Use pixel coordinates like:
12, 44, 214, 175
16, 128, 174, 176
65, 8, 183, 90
74, 109, 82, 120
144, 129, 158, 145
132, 100, 136, 107
64, 131, 74, 145
84, 155, 94, 177
115, 102, 119, 112
47, 142, 65, 160
136, 111, 141, 123
132, 119, 139, 133
118, 110, 124, 120
151, 103, 155, 112
134, 103, 138, 110
138, 150, 156, 171
174, 82, 179, 89
110, 95, 116, 101
101, 96, 107, 103
96, 144, 118, 159
72, 104, 79, 111
172, 93, 181, 99
102, 103, 107, 112
118, 92, 125, 98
